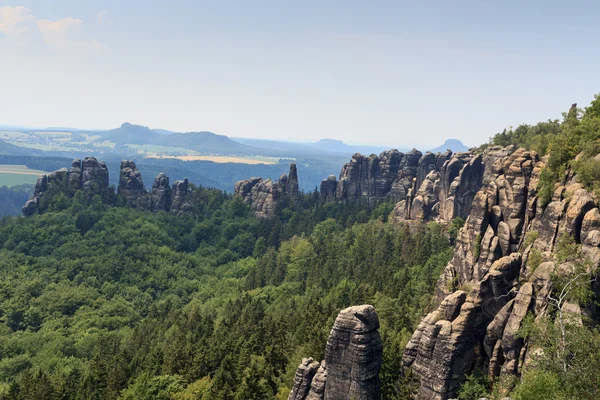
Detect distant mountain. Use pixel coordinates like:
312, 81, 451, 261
311, 138, 401, 155
94, 123, 256, 154
167, 131, 256, 154
153, 129, 176, 135
429, 139, 469, 153
97, 123, 166, 145
233, 137, 407, 157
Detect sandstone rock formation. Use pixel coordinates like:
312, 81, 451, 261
234, 164, 299, 218
403, 146, 600, 399
321, 147, 489, 224
23, 157, 110, 216
118, 160, 145, 207
334, 149, 421, 207
22, 158, 191, 216
151, 173, 171, 211
288, 305, 382, 400
170, 179, 192, 214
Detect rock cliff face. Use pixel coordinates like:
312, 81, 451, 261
24, 157, 111, 216
402, 146, 600, 399
321, 147, 489, 223
288, 305, 382, 400
22, 158, 191, 216
118, 160, 145, 207
234, 164, 299, 218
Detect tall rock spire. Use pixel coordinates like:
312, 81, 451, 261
288, 305, 382, 400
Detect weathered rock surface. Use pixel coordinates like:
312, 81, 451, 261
320, 175, 338, 202
22, 158, 192, 216
288, 358, 321, 400
151, 173, 171, 211
287, 305, 382, 400
403, 146, 600, 399
81, 157, 109, 198
23, 157, 110, 216
170, 179, 191, 214
234, 164, 300, 218
322, 147, 489, 224
118, 160, 145, 206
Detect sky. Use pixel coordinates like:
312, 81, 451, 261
1, 0, 600, 148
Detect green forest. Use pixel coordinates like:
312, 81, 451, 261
0, 188, 453, 399
2, 94, 600, 399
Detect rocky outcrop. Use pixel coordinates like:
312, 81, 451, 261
170, 179, 192, 214
234, 164, 299, 218
287, 305, 382, 400
81, 157, 109, 198
388, 150, 485, 224
151, 173, 171, 211
22, 158, 192, 216
403, 146, 600, 399
23, 157, 110, 216
334, 149, 421, 208
288, 358, 320, 400
118, 161, 145, 207
320, 175, 338, 202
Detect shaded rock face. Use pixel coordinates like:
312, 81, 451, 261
389, 150, 485, 224
118, 161, 145, 207
23, 158, 110, 216
288, 305, 382, 400
234, 163, 299, 218
170, 179, 192, 214
320, 175, 338, 202
403, 147, 600, 399
81, 157, 109, 197
320, 147, 486, 223
22, 158, 191, 216
335, 150, 421, 208
151, 173, 171, 211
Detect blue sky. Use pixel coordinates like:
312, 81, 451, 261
1, 0, 599, 148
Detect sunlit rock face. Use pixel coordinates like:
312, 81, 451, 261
403, 146, 600, 399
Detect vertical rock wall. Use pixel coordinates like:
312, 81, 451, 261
288, 305, 383, 400
234, 163, 299, 218
403, 147, 600, 399
22, 157, 191, 216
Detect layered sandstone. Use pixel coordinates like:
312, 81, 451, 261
22, 158, 191, 216
288, 305, 382, 400
234, 163, 300, 218
321, 147, 490, 224
403, 147, 600, 399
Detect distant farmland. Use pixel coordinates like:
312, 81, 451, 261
147, 155, 279, 164
0, 165, 47, 186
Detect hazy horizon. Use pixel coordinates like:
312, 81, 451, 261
2, 0, 600, 148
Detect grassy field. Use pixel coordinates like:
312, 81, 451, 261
0, 165, 47, 186
128, 144, 280, 164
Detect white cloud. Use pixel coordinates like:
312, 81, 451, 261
0, 6, 34, 38
37, 17, 83, 49
37, 16, 108, 52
